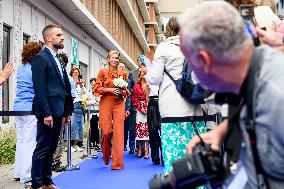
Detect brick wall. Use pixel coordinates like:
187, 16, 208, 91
149, 3, 156, 22
80, 0, 144, 64
129, 0, 144, 32
148, 47, 155, 61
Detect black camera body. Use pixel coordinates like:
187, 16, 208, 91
149, 144, 225, 189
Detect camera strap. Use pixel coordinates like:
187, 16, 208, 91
245, 48, 270, 189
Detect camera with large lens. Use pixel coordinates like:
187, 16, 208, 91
149, 143, 225, 189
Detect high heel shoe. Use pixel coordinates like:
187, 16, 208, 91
136, 152, 142, 158
137, 144, 142, 158
144, 141, 150, 159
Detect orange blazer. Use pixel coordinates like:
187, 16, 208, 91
93, 68, 130, 98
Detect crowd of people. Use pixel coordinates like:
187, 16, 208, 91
4, 0, 284, 188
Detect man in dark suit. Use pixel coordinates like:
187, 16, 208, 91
30, 24, 73, 189
125, 57, 144, 154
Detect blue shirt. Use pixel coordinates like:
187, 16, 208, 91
13, 62, 34, 111
68, 75, 76, 98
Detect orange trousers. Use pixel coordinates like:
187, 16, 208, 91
99, 95, 125, 169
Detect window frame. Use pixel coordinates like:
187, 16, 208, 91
2, 25, 11, 123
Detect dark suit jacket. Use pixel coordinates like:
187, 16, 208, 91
32, 47, 73, 118
126, 69, 139, 112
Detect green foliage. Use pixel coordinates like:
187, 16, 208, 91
0, 128, 16, 165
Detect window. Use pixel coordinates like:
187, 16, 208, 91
2, 25, 10, 123
23, 33, 30, 47
145, 25, 150, 43
161, 17, 170, 32
79, 62, 88, 84
146, 2, 150, 13
98, 0, 103, 23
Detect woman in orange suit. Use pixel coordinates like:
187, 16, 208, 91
93, 50, 129, 170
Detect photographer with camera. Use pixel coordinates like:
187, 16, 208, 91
178, 1, 284, 189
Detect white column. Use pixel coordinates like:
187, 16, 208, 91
0, 0, 3, 67
31, 6, 39, 41
0, 0, 3, 123
12, 0, 23, 66
8, 0, 23, 126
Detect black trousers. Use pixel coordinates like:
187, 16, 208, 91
128, 109, 136, 150
90, 114, 99, 145
124, 116, 130, 147
147, 96, 162, 163
31, 117, 62, 188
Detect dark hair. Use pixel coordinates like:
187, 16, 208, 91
164, 17, 180, 38
90, 77, 96, 83
22, 41, 42, 64
42, 24, 61, 41
58, 52, 68, 66
70, 67, 80, 76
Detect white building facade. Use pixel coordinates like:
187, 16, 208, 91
0, 0, 143, 127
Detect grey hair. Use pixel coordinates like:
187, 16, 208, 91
179, 1, 253, 64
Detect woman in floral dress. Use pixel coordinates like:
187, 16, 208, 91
145, 17, 206, 184
132, 68, 150, 159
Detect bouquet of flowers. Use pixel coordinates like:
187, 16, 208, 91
113, 76, 128, 88
75, 83, 88, 110
81, 92, 88, 110
113, 76, 130, 99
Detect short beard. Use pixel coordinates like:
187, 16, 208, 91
53, 43, 64, 50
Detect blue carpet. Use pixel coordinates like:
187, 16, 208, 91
53, 152, 164, 189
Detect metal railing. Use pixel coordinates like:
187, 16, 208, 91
0, 108, 99, 171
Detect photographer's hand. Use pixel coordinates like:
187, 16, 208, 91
187, 119, 228, 154
256, 27, 283, 47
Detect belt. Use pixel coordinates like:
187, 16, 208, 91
103, 93, 115, 97
149, 96, 158, 99
161, 114, 218, 123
